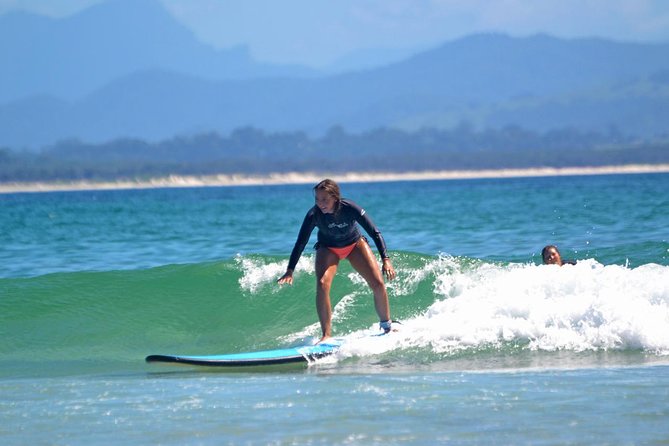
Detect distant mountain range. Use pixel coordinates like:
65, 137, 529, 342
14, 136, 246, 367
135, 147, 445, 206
0, 0, 316, 103
2, 0, 669, 149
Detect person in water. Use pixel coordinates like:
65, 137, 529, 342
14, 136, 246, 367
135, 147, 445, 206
542, 245, 577, 266
277, 179, 397, 343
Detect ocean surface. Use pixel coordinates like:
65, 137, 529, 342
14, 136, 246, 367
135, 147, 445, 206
1, 173, 668, 445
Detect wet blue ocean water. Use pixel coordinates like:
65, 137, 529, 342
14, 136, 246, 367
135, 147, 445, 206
1, 173, 668, 444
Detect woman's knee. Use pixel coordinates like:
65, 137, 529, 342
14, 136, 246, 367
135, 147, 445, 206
317, 275, 334, 291
367, 276, 386, 293
316, 268, 336, 291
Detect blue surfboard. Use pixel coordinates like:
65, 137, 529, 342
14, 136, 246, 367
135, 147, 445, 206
146, 340, 342, 368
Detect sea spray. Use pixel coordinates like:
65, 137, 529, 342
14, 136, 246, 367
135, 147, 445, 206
335, 258, 669, 364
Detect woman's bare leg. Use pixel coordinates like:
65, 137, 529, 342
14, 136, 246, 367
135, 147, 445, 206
347, 239, 391, 323
315, 247, 340, 342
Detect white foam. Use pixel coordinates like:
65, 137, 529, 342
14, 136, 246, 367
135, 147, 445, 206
342, 258, 669, 356
236, 254, 314, 293
237, 253, 669, 357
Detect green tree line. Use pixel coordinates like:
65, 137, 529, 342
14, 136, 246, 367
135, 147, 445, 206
1, 125, 668, 182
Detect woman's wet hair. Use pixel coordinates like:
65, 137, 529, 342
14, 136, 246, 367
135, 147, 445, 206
314, 179, 341, 213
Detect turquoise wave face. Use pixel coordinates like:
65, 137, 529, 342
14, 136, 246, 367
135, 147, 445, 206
2, 253, 668, 378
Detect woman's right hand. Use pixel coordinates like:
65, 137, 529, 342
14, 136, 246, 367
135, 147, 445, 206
277, 270, 294, 285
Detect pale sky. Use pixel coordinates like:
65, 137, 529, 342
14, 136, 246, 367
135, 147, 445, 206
2, 0, 669, 67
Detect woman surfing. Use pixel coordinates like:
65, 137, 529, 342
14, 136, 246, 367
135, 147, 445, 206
278, 179, 396, 343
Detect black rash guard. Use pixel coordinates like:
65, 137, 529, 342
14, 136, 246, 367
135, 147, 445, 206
287, 199, 389, 270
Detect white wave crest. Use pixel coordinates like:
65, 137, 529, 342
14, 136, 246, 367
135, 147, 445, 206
343, 258, 669, 356
236, 254, 314, 293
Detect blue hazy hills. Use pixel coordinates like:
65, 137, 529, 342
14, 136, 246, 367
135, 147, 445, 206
2, 0, 669, 149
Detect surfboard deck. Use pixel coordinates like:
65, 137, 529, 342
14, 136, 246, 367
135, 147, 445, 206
146, 341, 342, 368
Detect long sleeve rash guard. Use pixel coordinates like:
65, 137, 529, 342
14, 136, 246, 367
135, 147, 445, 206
287, 199, 389, 271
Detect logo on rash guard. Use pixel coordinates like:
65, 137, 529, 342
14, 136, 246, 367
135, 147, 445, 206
328, 222, 349, 229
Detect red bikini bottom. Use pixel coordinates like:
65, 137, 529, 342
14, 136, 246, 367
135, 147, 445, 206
327, 241, 358, 259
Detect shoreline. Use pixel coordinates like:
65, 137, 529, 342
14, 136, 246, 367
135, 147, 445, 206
2, 163, 669, 194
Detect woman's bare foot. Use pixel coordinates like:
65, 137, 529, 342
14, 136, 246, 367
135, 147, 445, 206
317, 335, 332, 344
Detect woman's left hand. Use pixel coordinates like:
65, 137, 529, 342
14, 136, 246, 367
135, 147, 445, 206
382, 258, 396, 281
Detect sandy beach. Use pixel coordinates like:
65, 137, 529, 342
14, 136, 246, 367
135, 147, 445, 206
2, 164, 669, 194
